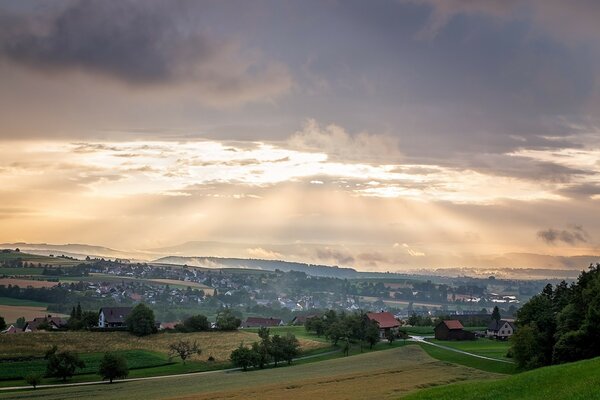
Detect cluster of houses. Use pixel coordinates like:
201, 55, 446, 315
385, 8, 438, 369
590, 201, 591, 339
2, 306, 516, 343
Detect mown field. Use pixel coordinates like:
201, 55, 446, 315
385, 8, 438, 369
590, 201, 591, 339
0, 253, 81, 267
0, 345, 500, 400
404, 355, 600, 400
426, 338, 511, 360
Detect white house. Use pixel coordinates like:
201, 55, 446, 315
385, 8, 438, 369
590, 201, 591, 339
487, 319, 516, 339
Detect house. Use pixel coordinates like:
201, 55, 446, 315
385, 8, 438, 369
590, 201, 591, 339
291, 314, 319, 326
434, 320, 476, 341
487, 319, 516, 339
23, 316, 68, 332
98, 307, 133, 328
242, 317, 284, 328
367, 312, 400, 339
1, 325, 21, 334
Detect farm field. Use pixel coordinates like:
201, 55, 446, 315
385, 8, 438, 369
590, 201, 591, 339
0, 252, 81, 267
63, 274, 215, 295
0, 330, 326, 360
426, 338, 511, 361
0, 278, 60, 288
244, 325, 330, 343
0, 297, 48, 307
0, 345, 500, 400
0, 305, 63, 324
404, 355, 600, 400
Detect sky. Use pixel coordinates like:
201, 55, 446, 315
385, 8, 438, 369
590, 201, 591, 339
0, 0, 599, 271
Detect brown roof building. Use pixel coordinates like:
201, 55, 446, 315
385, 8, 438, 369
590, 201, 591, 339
434, 320, 476, 341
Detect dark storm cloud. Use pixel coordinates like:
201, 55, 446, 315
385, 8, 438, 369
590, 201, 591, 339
537, 225, 589, 245
315, 248, 355, 265
0, 0, 216, 84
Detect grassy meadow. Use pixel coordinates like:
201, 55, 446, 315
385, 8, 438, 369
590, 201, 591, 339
0, 345, 499, 400
404, 355, 600, 400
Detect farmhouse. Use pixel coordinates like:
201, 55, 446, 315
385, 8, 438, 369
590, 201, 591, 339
434, 320, 476, 341
23, 315, 68, 332
242, 317, 284, 328
98, 306, 133, 328
487, 319, 516, 339
367, 311, 400, 339
291, 314, 319, 326
1, 325, 21, 334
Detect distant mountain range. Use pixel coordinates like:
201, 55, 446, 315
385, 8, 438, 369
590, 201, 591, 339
1, 241, 596, 280
154, 256, 360, 279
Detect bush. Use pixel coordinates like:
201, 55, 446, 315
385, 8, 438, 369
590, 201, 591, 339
25, 373, 42, 389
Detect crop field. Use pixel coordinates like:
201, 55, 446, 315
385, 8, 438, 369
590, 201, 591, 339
0, 345, 500, 400
244, 325, 330, 343
0, 278, 60, 288
0, 297, 48, 307
0, 350, 169, 381
0, 305, 64, 324
0, 330, 326, 360
426, 338, 511, 360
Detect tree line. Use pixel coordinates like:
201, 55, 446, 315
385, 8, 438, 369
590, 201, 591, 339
511, 263, 600, 369
230, 327, 300, 371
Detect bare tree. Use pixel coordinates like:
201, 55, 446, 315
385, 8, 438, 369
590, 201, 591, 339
168, 340, 202, 364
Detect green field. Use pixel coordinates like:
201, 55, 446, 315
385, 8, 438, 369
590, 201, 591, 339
0, 350, 169, 381
426, 338, 511, 360
404, 356, 600, 400
0, 268, 45, 276
0, 297, 48, 307
0, 252, 81, 267
0, 345, 498, 400
418, 343, 517, 374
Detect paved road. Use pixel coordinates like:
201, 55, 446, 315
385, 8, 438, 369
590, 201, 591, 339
410, 336, 515, 364
0, 349, 341, 392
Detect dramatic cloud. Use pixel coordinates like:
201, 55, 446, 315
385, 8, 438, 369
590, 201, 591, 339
537, 226, 590, 245
0, 0, 291, 104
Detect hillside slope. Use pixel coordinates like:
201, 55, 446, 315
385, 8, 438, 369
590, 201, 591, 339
403, 356, 600, 400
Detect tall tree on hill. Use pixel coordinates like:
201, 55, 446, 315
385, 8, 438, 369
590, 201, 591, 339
491, 306, 501, 322
125, 303, 157, 336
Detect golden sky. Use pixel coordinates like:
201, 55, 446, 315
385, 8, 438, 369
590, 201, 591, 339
0, 1, 599, 271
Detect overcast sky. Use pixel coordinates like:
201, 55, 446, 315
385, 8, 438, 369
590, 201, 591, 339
1, 0, 599, 271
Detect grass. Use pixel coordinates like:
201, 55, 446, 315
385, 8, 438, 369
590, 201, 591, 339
0, 252, 81, 268
0, 345, 498, 400
418, 343, 518, 374
0, 278, 60, 289
0, 350, 169, 381
403, 356, 600, 400
426, 338, 511, 360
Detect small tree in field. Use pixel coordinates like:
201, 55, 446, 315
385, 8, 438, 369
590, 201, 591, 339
385, 329, 396, 345
99, 353, 129, 383
25, 373, 42, 389
230, 343, 258, 371
45, 347, 85, 382
169, 340, 201, 364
